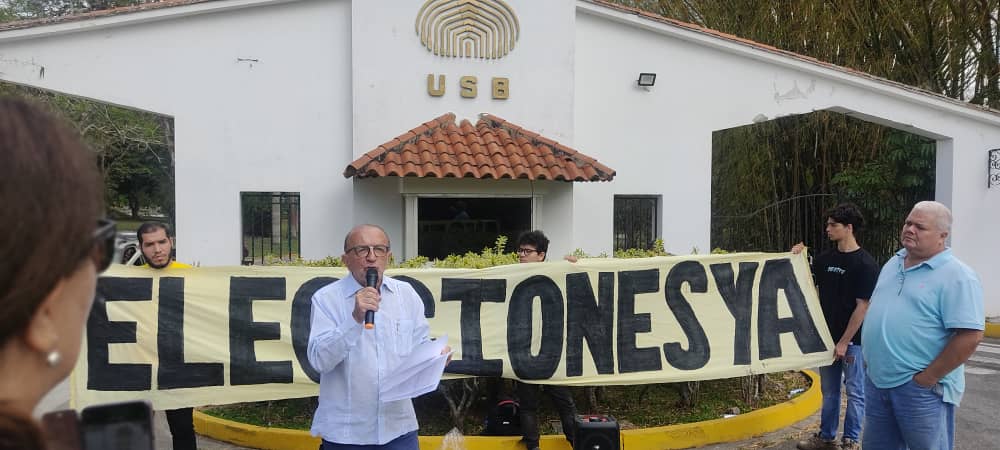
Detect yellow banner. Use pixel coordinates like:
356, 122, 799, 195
71, 252, 831, 410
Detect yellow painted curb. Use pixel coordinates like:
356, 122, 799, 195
195, 370, 821, 450
194, 413, 320, 449
620, 370, 821, 449
985, 322, 1000, 339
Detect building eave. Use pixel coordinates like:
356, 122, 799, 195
0, 0, 301, 43
579, 0, 1000, 128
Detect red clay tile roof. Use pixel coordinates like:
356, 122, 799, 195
344, 113, 616, 182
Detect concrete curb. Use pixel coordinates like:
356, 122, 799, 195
986, 322, 999, 339
194, 370, 821, 450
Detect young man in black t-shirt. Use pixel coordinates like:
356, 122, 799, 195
513, 230, 578, 450
793, 204, 878, 450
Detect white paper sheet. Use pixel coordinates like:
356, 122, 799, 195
379, 335, 451, 402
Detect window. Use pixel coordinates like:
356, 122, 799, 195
241, 192, 300, 265
417, 197, 531, 260
614, 195, 659, 250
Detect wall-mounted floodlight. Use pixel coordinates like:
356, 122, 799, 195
637, 73, 656, 87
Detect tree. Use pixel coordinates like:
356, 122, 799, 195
0, 0, 152, 21
709, 111, 935, 262
2, 1, 177, 219
0, 82, 175, 219
617, 0, 997, 107
608, 1, 961, 261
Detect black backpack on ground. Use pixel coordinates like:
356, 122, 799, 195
482, 399, 521, 436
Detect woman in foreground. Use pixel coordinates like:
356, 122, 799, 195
0, 97, 112, 449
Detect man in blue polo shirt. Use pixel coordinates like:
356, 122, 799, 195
861, 201, 983, 449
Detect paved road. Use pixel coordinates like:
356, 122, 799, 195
952, 336, 1000, 450
36, 338, 1000, 449
706, 336, 1000, 450
34, 380, 239, 450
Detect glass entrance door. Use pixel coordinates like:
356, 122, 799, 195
417, 197, 531, 259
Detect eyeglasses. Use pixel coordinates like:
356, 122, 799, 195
516, 247, 539, 255
347, 245, 390, 258
91, 219, 117, 273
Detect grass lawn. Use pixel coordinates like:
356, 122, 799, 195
202, 372, 810, 435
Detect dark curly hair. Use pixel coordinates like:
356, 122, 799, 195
825, 202, 865, 233
516, 230, 549, 260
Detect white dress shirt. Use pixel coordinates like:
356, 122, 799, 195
307, 274, 430, 445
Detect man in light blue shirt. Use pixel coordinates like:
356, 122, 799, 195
308, 224, 446, 449
861, 201, 984, 450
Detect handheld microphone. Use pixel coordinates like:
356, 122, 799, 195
364, 267, 378, 330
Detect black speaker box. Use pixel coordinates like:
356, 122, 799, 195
573, 415, 620, 450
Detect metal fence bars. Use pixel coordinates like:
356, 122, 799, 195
241, 192, 300, 265
614, 196, 659, 251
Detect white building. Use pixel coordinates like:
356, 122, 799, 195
1, 0, 997, 313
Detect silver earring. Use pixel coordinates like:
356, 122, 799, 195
46, 351, 61, 367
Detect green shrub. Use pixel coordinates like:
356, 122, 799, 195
570, 238, 671, 259
267, 236, 518, 269
265, 255, 344, 267
432, 235, 518, 268
264, 236, 716, 268
395, 255, 431, 268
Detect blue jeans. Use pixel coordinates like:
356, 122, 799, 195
863, 377, 955, 450
320, 431, 419, 450
818, 344, 864, 441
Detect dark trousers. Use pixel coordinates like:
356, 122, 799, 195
515, 382, 577, 448
320, 431, 419, 450
165, 407, 196, 450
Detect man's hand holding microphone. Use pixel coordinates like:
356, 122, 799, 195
352, 266, 451, 358
353, 267, 380, 327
